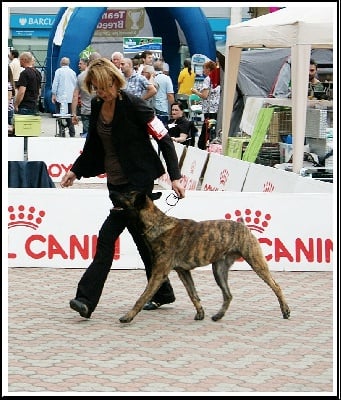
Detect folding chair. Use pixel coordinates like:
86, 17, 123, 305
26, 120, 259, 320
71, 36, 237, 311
188, 94, 202, 125
183, 121, 198, 147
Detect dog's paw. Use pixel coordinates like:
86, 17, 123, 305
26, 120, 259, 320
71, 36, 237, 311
282, 306, 291, 319
194, 309, 205, 320
211, 311, 225, 321
119, 314, 133, 323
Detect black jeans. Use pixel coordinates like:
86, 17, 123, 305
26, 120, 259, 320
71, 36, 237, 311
198, 113, 217, 150
75, 182, 175, 315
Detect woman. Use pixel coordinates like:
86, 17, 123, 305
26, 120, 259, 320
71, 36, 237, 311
60, 58, 185, 318
177, 59, 196, 95
191, 60, 221, 150
166, 101, 196, 144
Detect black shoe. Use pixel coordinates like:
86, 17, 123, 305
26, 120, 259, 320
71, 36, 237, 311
143, 300, 174, 311
70, 299, 90, 318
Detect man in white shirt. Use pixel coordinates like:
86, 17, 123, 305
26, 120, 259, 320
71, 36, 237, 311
51, 57, 77, 137
137, 50, 154, 75
8, 49, 23, 87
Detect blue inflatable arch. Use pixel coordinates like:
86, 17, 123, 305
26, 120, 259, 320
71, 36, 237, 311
44, 7, 216, 112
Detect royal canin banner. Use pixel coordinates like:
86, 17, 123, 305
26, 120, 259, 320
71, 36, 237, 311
7, 190, 333, 271
16, 138, 332, 194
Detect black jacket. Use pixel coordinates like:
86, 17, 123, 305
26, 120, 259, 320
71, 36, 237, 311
71, 90, 181, 186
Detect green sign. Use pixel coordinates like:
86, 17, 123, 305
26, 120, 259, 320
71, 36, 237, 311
242, 108, 274, 162
123, 37, 162, 54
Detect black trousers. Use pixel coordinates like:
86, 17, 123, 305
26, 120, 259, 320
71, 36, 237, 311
75, 182, 175, 315
197, 113, 217, 150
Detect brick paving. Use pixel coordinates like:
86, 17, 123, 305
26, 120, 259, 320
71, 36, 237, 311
6, 268, 335, 394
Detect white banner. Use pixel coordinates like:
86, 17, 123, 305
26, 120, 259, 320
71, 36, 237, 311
157, 142, 186, 190
201, 152, 250, 191
7, 189, 333, 272
243, 162, 333, 193
27, 137, 105, 184
8, 137, 25, 161
20, 137, 332, 194
178, 146, 208, 190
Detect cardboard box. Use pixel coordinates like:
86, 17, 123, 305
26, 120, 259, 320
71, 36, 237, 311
14, 115, 41, 137
305, 108, 332, 139
267, 109, 292, 142
226, 137, 250, 159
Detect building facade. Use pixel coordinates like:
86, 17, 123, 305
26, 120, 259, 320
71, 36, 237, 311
8, 6, 252, 68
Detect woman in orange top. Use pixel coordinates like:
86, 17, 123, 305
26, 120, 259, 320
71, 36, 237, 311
177, 59, 196, 95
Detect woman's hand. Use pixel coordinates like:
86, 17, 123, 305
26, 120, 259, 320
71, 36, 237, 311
60, 171, 77, 188
171, 179, 185, 199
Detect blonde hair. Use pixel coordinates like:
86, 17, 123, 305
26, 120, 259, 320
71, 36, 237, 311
84, 57, 126, 93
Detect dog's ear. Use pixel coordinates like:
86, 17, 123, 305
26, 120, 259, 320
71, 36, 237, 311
133, 191, 148, 210
109, 190, 124, 207
148, 192, 162, 201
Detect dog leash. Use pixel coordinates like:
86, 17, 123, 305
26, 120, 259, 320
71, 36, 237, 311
140, 192, 180, 238
164, 192, 180, 214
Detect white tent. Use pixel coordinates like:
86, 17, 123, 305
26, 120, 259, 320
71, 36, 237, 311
221, 6, 334, 173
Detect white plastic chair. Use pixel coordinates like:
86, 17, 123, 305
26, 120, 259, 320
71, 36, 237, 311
188, 94, 202, 125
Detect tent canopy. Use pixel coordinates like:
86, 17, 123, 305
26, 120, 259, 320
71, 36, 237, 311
227, 7, 333, 48
222, 6, 334, 173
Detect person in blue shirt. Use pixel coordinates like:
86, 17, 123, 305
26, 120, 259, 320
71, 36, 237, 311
121, 57, 157, 100
153, 60, 175, 125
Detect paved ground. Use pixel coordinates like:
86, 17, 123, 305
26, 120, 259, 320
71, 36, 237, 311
39, 112, 203, 139
39, 112, 84, 138
6, 268, 335, 395
6, 113, 337, 395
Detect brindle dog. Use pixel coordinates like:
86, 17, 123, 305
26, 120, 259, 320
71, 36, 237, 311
110, 191, 291, 324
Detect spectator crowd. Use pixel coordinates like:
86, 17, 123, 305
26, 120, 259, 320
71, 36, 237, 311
8, 48, 222, 148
